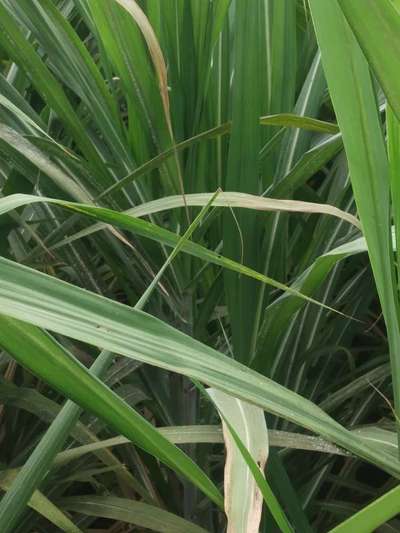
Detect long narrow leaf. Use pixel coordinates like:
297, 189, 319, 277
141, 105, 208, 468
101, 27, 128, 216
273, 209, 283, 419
0, 258, 398, 476
0, 317, 223, 508
338, 0, 400, 121
310, 0, 400, 444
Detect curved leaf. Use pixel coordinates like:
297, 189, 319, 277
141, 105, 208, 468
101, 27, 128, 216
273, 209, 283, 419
60, 495, 207, 533
0, 258, 398, 477
0, 317, 223, 508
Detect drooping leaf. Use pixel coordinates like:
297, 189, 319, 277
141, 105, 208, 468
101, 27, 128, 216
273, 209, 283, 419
0, 258, 398, 476
60, 495, 208, 533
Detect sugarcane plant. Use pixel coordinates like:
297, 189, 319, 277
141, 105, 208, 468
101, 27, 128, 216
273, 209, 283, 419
0, 0, 400, 532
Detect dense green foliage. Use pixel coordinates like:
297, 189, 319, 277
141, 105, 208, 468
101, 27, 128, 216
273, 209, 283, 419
0, 0, 400, 531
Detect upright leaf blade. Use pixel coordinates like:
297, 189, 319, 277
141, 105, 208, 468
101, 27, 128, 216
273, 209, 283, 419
223, 0, 261, 363
309, 0, 400, 443
338, 0, 400, 122
207, 389, 269, 533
